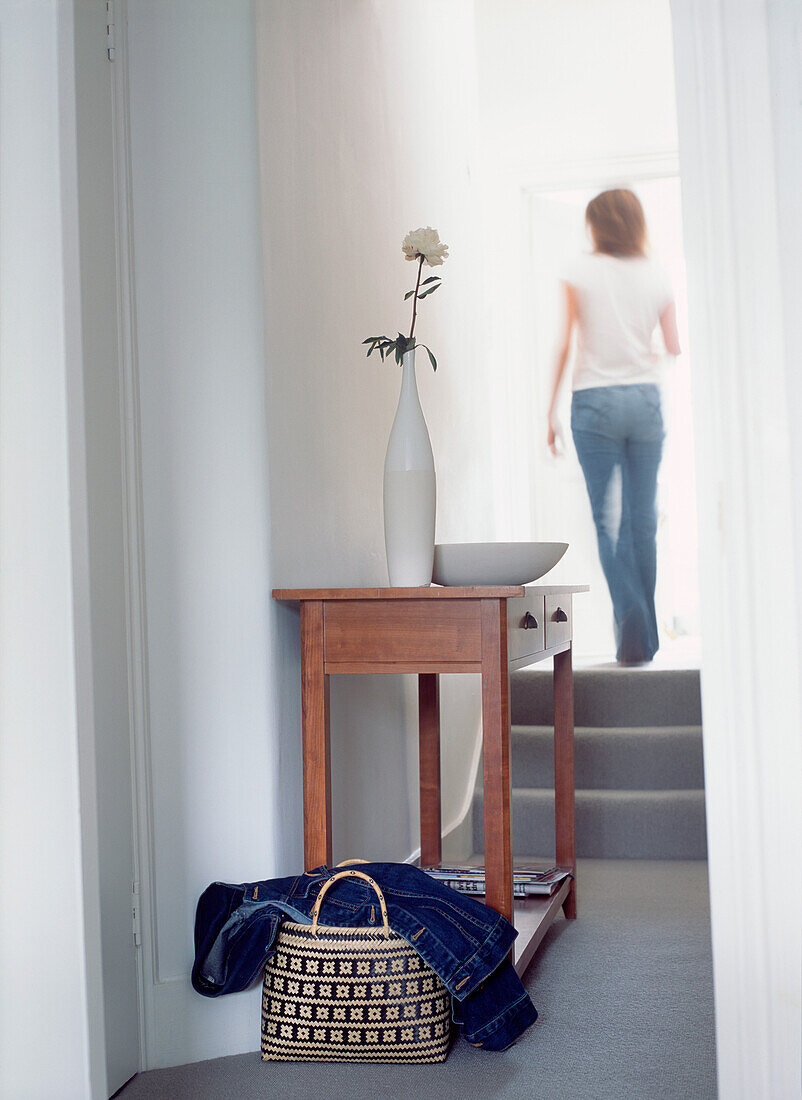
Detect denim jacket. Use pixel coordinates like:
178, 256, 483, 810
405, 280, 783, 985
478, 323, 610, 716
192, 862, 537, 1051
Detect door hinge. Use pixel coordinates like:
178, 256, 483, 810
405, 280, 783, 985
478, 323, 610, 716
106, 1, 116, 62
132, 880, 141, 947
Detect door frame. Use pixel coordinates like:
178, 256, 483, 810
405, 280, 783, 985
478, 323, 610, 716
106, 0, 151, 1071
521, 153, 688, 655
61, 0, 143, 1092
670, 1, 801, 1096
108, 0, 801, 1090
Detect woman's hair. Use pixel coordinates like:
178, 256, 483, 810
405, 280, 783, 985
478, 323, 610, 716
585, 188, 647, 257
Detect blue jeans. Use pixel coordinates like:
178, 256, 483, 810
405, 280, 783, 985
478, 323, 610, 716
192, 862, 538, 1051
571, 384, 664, 663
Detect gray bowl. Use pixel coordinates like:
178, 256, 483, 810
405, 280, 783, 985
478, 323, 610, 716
432, 541, 568, 587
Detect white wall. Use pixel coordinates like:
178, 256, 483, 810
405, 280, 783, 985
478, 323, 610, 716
770, 0, 802, 599
124, 0, 279, 1069
121, 0, 489, 1068
475, 0, 678, 169
255, 0, 486, 866
0, 3, 95, 1096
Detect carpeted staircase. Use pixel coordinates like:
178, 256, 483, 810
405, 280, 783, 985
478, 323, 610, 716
472, 666, 707, 860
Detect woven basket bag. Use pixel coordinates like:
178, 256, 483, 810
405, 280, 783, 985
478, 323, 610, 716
261, 867, 452, 1063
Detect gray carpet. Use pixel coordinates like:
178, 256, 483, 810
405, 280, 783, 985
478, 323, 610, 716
119, 859, 717, 1099
508, 725, 705, 789
474, 667, 708, 860
511, 667, 703, 728
474, 787, 707, 860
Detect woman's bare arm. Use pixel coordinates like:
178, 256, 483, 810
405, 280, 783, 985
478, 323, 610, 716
659, 301, 681, 356
547, 282, 578, 456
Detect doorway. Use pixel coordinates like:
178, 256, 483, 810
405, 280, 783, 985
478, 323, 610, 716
524, 168, 699, 660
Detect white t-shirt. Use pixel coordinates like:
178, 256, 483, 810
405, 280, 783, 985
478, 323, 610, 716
562, 252, 673, 391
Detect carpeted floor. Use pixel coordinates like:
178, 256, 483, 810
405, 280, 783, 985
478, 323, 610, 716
119, 859, 716, 1099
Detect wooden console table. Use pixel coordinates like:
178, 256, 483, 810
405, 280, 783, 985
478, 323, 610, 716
272, 584, 587, 976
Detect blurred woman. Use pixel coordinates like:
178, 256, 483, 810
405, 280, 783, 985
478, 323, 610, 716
547, 188, 680, 664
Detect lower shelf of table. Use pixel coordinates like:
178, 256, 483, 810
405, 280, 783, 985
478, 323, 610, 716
513, 878, 572, 977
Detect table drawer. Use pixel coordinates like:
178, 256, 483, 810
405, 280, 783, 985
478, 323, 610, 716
324, 599, 482, 667
507, 592, 545, 664
545, 594, 572, 649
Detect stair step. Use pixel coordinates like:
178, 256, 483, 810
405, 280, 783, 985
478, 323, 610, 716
472, 787, 708, 860
511, 667, 702, 727
510, 725, 705, 790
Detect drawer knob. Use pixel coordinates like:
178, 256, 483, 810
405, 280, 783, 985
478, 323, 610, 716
521, 611, 538, 630
551, 606, 568, 623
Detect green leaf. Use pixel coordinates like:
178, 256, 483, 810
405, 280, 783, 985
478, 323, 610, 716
418, 283, 441, 299
417, 343, 438, 372
404, 290, 415, 300
364, 335, 403, 362
420, 276, 440, 285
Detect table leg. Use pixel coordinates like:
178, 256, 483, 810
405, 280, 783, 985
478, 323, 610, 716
418, 674, 442, 868
301, 600, 332, 869
554, 644, 577, 918
480, 599, 514, 923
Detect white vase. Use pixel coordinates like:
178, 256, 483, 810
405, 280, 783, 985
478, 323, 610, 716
383, 347, 436, 586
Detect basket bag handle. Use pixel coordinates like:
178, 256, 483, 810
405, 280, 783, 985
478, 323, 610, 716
311, 869, 390, 938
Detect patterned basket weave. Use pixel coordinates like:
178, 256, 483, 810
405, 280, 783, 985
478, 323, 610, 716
261, 869, 451, 1063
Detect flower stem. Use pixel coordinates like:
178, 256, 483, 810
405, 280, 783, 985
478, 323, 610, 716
408, 255, 425, 343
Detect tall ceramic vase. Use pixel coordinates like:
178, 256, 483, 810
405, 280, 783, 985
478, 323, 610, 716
383, 347, 436, 586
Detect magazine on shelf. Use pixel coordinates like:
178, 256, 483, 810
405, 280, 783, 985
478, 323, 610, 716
422, 864, 573, 898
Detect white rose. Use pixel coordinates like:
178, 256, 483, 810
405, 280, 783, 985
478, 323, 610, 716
401, 226, 449, 267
